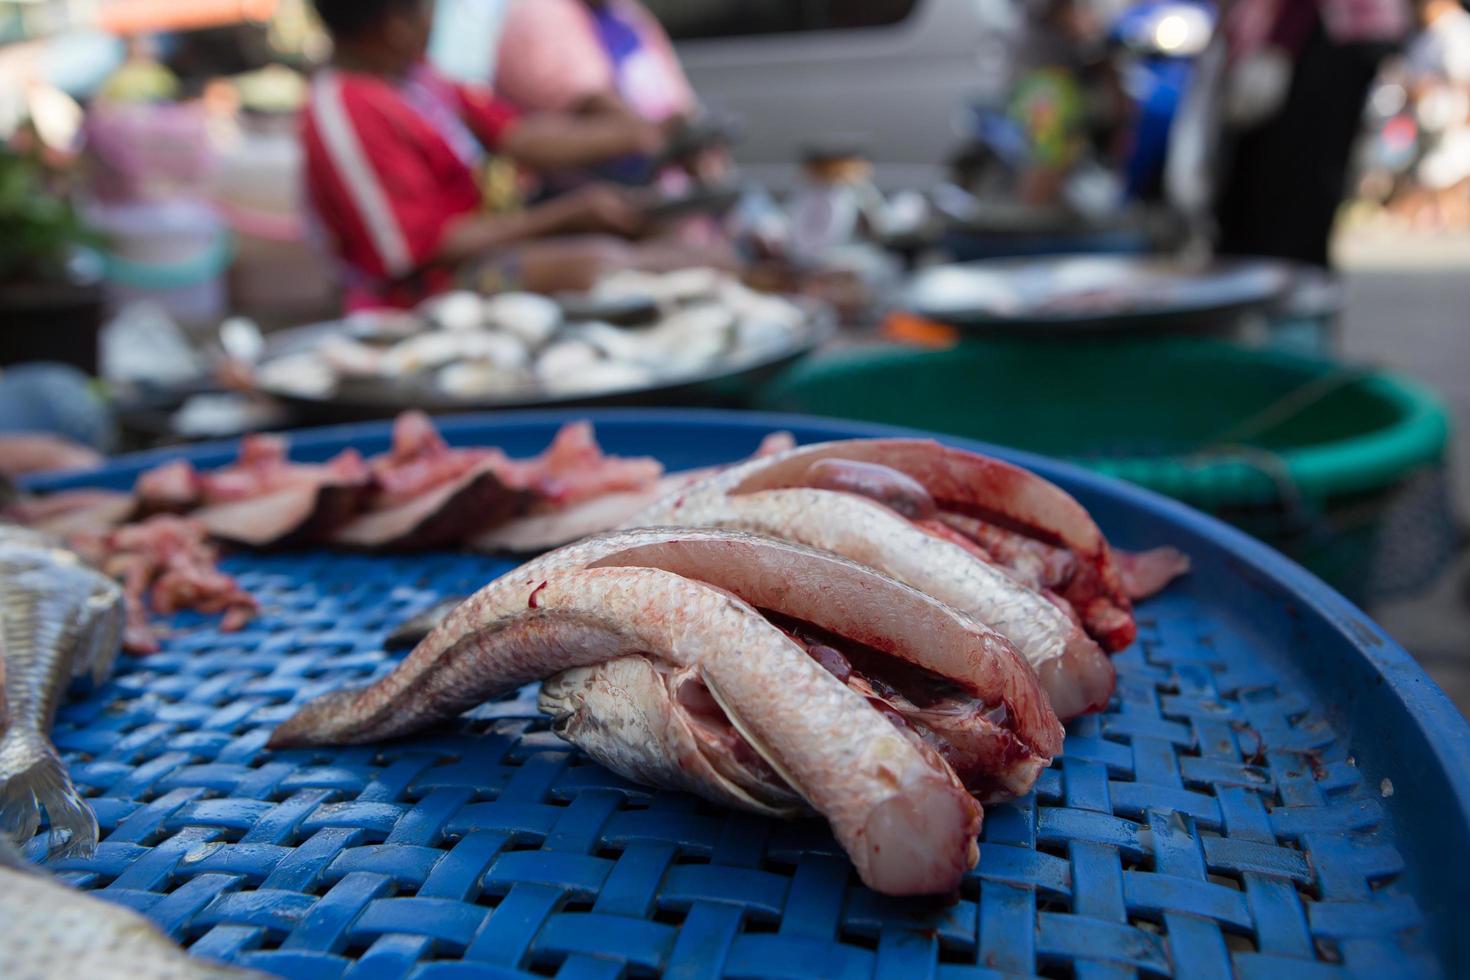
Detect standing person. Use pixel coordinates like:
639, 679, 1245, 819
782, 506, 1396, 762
303, 0, 666, 310
492, 0, 735, 191
1214, 0, 1411, 267
1401, 0, 1470, 227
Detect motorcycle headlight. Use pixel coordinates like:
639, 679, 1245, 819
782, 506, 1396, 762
1140, 5, 1213, 56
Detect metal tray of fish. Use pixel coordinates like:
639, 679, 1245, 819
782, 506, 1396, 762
903, 255, 1293, 334
22, 409, 1470, 978
257, 297, 834, 426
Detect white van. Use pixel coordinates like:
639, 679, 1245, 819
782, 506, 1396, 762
641, 0, 1021, 190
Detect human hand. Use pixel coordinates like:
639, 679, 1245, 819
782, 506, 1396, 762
561, 184, 646, 237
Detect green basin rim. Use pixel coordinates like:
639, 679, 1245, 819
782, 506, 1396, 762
759, 343, 1451, 506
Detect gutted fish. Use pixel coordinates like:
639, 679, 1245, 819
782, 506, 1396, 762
0, 528, 124, 856
0, 842, 265, 979
629, 439, 1134, 720
271, 528, 1063, 895
383, 596, 466, 651
541, 656, 805, 817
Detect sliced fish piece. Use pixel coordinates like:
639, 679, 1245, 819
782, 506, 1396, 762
136, 436, 373, 548
470, 431, 794, 555
193, 479, 369, 548
0, 530, 124, 857
330, 459, 528, 551
469, 470, 708, 555
272, 528, 1063, 895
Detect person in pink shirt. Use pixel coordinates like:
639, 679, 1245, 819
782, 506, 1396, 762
495, 0, 696, 124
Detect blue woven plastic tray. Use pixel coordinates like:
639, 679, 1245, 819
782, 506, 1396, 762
24, 409, 1470, 979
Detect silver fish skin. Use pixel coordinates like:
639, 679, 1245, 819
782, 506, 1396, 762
0, 852, 264, 980
628, 440, 1119, 720
0, 527, 124, 857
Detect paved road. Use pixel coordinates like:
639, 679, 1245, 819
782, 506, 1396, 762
1334, 228, 1470, 713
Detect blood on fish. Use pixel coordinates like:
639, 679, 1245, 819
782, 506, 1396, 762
868, 698, 912, 731
674, 674, 780, 778
764, 609, 981, 714
935, 497, 1068, 550
803, 458, 937, 520
915, 518, 995, 565
528, 581, 548, 608
807, 643, 853, 683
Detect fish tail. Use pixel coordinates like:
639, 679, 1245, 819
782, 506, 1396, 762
0, 732, 98, 858
265, 687, 367, 748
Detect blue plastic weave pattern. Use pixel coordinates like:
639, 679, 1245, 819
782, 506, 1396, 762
23, 413, 1456, 979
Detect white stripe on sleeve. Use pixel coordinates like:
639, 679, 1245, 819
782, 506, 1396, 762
311, 71, 413, 277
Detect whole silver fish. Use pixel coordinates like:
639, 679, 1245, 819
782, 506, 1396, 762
0, 835, 264, 980
0, 526, 124, 856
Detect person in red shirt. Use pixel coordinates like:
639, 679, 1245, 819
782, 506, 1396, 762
304, 0, 669, 309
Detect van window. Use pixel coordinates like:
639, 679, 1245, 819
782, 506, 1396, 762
644, 0, 922, 41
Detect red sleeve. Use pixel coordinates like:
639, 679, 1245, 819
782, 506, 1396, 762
302, 74, 456, 280
455, 84, 522, 151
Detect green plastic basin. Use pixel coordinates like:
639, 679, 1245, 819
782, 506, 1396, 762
757, 337, 1453, 600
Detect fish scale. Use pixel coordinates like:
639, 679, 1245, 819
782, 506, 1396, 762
628, 439, 1121, 720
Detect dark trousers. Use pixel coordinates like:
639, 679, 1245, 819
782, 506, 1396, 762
1216, 28, 1389, 268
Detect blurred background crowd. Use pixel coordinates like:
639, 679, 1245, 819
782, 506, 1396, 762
0, 0, 1466, 705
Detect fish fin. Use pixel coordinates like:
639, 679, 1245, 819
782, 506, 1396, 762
698, 667, 808, 802
0, 733, 99, 858
72, 591, 125, 686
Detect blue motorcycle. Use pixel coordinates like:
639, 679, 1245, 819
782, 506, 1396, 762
1111, 0, 1216, 201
